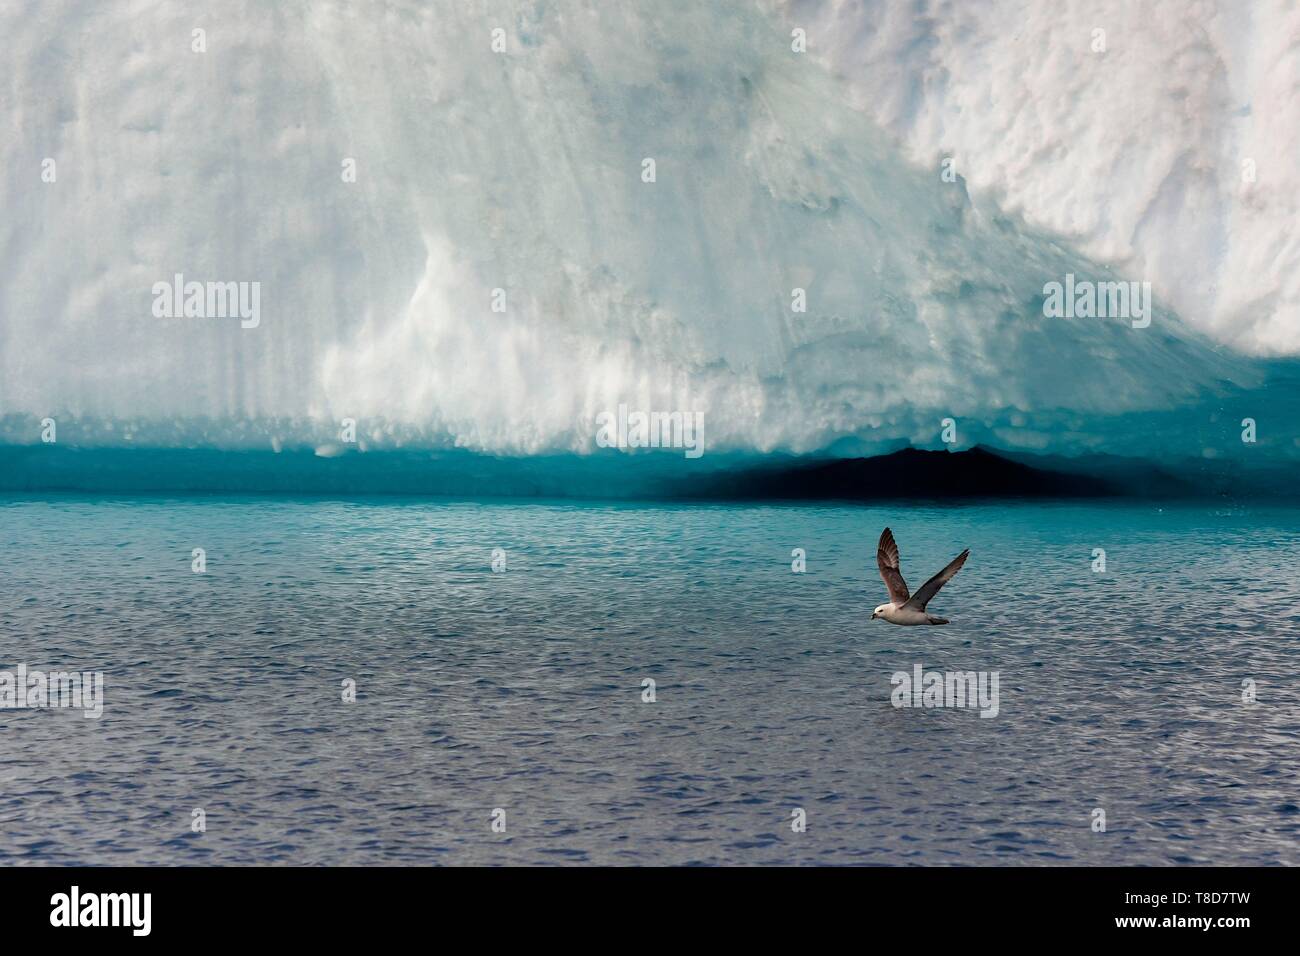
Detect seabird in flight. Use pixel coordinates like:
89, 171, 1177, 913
871, 527, 969, 625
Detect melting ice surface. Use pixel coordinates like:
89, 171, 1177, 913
2, 0, 1298, 488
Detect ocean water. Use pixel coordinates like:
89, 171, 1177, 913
1, 495, 1298, 866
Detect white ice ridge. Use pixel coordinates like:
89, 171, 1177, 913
0, 1, 1284, 458
770, 0, 1300, 355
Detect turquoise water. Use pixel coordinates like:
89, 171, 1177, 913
2, 495, 1298, 865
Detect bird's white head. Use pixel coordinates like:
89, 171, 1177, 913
871, 604, 889, 620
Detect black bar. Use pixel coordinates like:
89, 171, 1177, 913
0, 866, 1287, 942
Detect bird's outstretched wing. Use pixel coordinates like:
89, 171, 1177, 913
904, 549, 970, 611
876, 527, 910, 604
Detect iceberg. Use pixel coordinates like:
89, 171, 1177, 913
1, 0, 1295, 491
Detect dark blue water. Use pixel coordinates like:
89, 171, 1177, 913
2, 496, 1298, 865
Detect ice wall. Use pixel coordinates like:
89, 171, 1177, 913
0, 1, 1293, 463
773, 0, 1300, 354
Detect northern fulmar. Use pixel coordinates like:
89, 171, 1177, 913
872, 527, 969, 625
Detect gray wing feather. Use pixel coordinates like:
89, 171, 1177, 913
904, 549, 970, 611
876, 528, 910, 604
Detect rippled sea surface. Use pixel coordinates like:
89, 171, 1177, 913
2, 496, 1298, 865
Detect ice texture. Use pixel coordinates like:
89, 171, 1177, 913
0, 1, 1294, 464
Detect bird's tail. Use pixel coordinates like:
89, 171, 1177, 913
926, 615, 949, 625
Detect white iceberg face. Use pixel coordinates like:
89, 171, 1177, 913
770, 0, 1300, 356
0, 1, 1291, 464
